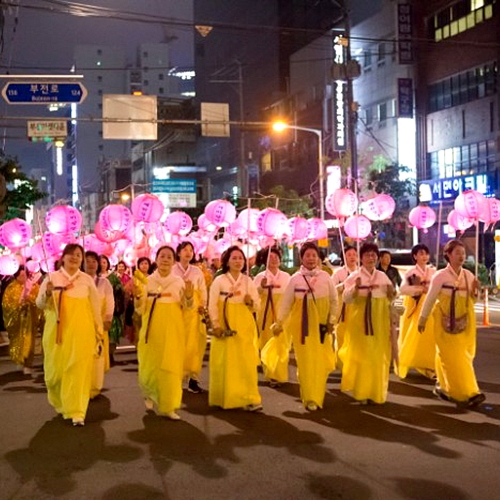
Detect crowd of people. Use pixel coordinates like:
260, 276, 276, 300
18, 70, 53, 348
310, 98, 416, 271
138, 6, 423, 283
1, 238, 486, 426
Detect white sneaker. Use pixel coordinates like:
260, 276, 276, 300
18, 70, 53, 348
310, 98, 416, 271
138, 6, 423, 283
306, 402, 318, 411
164, 411, 181, 421
144, 398, 154, 410
23, 367, 33, 376
244, 404, 263, 412
72, 418, 85, 426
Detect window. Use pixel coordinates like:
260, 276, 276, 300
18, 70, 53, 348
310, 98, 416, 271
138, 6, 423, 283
363, 49, 372, 69
159, 73, 164, 80
431, 0, 497, 41
143, 51, 148, 58
97, 76, 102, 82
378, 102, 387, 121
159, 87, 164, 94
377, 43, 385, 65
365, 107, 373, 126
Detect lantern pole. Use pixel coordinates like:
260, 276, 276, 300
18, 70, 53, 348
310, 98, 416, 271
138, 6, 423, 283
435, 201, 443, 268
475, 220, 480, 277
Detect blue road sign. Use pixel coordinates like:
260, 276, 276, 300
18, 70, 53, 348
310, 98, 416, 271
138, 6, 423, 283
1, 81, 88, 104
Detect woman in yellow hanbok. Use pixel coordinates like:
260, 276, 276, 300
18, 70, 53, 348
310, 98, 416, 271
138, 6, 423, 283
274, 242, 337, 411
418, 239, 485, 408
129, 257, 151, 345
173, 241, 208, 394
397, 244, 436, 379
3, 265, 41, 375
331, 245, 358, 364
134, 245, 193, 420
254, 247, 291, 386
84, 251, 114, 398
36, 244, 103, 426
341, 243, 395, 404
208, 245, 262, 411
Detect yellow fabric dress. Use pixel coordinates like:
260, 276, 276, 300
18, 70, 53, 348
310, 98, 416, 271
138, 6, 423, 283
339, 296, 391, 403
3, 279, 41, 367
172, 264, 208, 378
37, 270, 103, 422
341, 268, 393, 404
397, 293, 436, 379
432, 291, 480, 402
255, 269, 291, 383
278, 269, 337, 408
208, 273, 261, 409
137, 272, 186, 414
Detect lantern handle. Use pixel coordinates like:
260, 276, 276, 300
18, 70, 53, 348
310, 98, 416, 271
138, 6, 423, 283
36, 211, 60, 322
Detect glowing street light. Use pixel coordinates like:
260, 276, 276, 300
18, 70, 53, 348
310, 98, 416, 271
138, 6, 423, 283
272, 121, 325, 220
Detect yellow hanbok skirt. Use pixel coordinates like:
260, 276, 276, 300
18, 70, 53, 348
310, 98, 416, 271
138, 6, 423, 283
286, 295, 336, 408
183, 290, 207, 377
42, 295, 96, 421
396, 294, 436, 378
137, 302, 185, 414
340, 296, 391, 403
432, 292, 480, 402
209, 302, 261, 409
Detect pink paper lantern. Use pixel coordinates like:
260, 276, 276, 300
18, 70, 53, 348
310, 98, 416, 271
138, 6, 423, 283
288, 217, 309, 242
99, 204, 133, 233
479, 198, 500, 225
257, 208, 289, 238
237, 208, 260, 233
454, 190, 487, 220
344, 215, 372, 240
0, 255, 20, 275
226, 219, 247, 237
0, 218, 32, 249
204, 199, 237, 227
408, 205, 437, 233
26, 260, 40, 273
131, 193, 165, 223
325, 189, 358, 218
197, 214, 217, 233
447, 209, 474, 232
82, 234, 113, 256
214, 238, 231, 256
40, 256, 58, 273
307, 218, 328, 240
164, 211, 193, 236
94, 221, 124, 243
361, 194, 396, 221
30, 242, 45, 262
42, 232, 72, 257
45, 205, 82, 235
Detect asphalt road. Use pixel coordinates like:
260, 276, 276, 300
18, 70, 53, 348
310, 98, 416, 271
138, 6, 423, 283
0, 328, 499, 500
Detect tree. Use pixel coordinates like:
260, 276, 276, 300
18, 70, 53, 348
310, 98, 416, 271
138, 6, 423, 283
251, 185, 313, 217
365, 155, 416, 201
0, 155, 47, 223
364, 156, 416, 248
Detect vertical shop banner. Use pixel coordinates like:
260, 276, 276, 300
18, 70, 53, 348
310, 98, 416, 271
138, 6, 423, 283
397, 78, 413, 118
397, 3, 413, 64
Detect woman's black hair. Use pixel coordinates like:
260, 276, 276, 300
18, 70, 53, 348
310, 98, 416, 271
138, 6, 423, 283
176, 241, 196, 264
299, 242, 321, 260
13, 264, 26, 279
99, 255, 111, 272
411, 243, 430, 262
220, 245, 247, 274
136, 256, 152, 274
85, 250, 101, 275
61, 243, 85, 271
116, 260, 128, 270
359, 242, 380, 259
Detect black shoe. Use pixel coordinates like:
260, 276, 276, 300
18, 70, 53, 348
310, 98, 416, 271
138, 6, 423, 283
433, 385, 451, 402
467, 393, 486, 408
188, 379, 204, 394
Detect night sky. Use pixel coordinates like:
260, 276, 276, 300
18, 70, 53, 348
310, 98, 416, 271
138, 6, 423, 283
0, 0, 194, 170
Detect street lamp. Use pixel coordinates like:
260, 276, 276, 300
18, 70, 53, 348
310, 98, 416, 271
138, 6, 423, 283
272, 121, 325, 220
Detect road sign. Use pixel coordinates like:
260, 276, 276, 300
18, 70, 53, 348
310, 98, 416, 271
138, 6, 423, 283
152, 178, 197, 208
1, 82, 88, 104
27, 120, 67, 138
